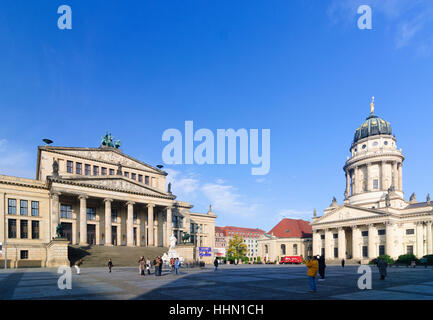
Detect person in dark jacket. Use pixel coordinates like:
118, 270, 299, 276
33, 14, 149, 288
214, 258, 219, 271
341, 258, 345, 268
318, 255, 326, 281
158, 257, 163, 276
108, 258, 113, 273
377, 257, 388, 280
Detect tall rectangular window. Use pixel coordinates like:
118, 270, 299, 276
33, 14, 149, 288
111, 208, 118, 222
124, 172, 129, 178
361, 231, 368, 237
60, 205, 73, 219
138, 175, 143, 182
85, 164, 91, 176
131, 173, 136, 180
109, 168, 115, 175
20, 220, 28, 239
86, 207, 96, 220
373, 179, 379, 189
67, 161, 73, 173
133, 211, 137, 223
32, 221, 40, 239
101, 167, 107, 176
93, 166, 99, 176
378, 229, 386, 236
407, 245, 414, 255
76, 162, 82, 175
334, 247, 338, 258
31, 201, 39, 216
20, 200, 28, 215
145, 176, 149, 185
362, 246, 368, 257
379, 245, 385, 256
8, 199, 17, 214
20, 250, 28, 260
8, 219, 17, 238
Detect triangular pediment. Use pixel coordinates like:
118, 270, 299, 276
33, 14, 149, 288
40, 146, 163, 174
50, 176, 174, 199
314, 205, 386, 224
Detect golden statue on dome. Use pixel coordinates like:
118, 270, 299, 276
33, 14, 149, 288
370, 96, 375, 114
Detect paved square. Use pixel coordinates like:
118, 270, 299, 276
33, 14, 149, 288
0, 265, 432, 300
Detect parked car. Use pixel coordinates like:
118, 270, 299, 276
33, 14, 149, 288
280, 256, 303, 264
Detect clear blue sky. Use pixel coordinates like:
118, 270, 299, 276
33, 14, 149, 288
1, 0, 433, 232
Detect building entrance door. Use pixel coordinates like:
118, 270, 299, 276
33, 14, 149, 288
87, 225, 96, 245
112, 226, 117, 245
61, 222, 72, 243
133, 227, 137, 246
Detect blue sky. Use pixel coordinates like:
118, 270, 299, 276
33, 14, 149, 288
1, 0, 433, 232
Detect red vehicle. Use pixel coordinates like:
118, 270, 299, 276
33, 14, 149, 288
280, 256, 303, 264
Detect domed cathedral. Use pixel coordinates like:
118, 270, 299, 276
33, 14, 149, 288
311, 97, 433, 263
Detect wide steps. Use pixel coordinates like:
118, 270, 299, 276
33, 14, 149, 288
68, 245, 168, 267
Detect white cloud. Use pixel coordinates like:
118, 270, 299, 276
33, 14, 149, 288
165, 168, 200, 196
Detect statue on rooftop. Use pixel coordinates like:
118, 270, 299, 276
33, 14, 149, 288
101, 133, 121, 149
52, 159, 59, 177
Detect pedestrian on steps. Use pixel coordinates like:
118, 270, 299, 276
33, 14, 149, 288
108, 258, 113, 273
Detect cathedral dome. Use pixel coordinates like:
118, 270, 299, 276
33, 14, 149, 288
353, 97, 392, 143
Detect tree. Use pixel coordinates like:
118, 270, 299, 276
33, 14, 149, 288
227, 234, 248, 264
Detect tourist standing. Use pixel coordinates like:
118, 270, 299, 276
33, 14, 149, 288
318, 255, 326, 281
174, 258, 180, 275
158, 257, 163, 276
377, 257, 388, 280
138, 256, 144, 275
140, 258, 146, 276
305, 256, 318, 293
170, 258, 174, 273
108, 258, 113, 273
214, 257, 219, 271
146, 259, 151, 275
153, 257, 158, 276
341, 258, 345, 268
75, 259, 83, 275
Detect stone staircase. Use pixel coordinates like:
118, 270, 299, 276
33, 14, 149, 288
68, 245, 168, 267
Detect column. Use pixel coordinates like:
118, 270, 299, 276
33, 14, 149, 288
104, 199, 113, 246
345, 171, 350, 199
368, 224, 377, 259
352, 226, 361, 259
416, 222, 424, 258
398, 163, 403, 191
338, 227, 346, 259
79, 195, 88, 245
72, 219, 77, 244
385, 222, 395, 258
392, 161, 398, 189
147, 204, 155, 246
324, 229, 333, 260
427, 221, 433, 255
313, 230, 321, 256
354, 166, 359, 194
166, 206, 173, 247
381, 161, 386, 191
155, 212, 159, 246
126, 201, 134, 246
366, 164, 372, 192
51, 192, 61, 239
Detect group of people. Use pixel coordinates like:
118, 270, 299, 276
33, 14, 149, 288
305, 255, 389, 293
168, 258, 181, 275
138, 257, 152, 276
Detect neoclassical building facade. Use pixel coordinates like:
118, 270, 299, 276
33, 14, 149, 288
311, 100, 433, 262
0, 137, 216, 267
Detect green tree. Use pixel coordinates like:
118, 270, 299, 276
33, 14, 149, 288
227, 234, 248, 264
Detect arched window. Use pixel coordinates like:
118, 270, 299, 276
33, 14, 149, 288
264, 245, 268, 254
293, 244, 298, 255
281, 244, 286, 255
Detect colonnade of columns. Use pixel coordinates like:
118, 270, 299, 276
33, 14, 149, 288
345, 161, 403, 196
313, 220, 433, 260
51, 192, 173, 247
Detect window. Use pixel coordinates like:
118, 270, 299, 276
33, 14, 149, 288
131, 173, 136, 180
145, 176, 149, 185
281, 244, 286, 255
407, 245, 414, 255
20, 200, 28, 215
133, 211, 138, 224
362, 246, 368, 258
362, 144, 367, 149
378, 229, 386, 236
361, 231, 368, 237
379, 245, 385, 256
384, 141, 388, 145
101, 167, 107, 176
334, 247, 338, 258
293, 244, 298, 255
93, 166, 99, 176
85, 164, 91, 176
86, 207, 96, 220
32, 221, 40, 239
320, 234, 325, 240
333, 233, 338, 239
8, 199, 17, 214
31, 201, 39, 216
67, 161, 73, 173
60, 205, 73, 219
76, 162, 82, 175
20, 250, 28, 260
109, 168, 115, 175
8, 219, 17, 238
124, 172, 129, 178
406, 229, 415, 235
111, 208, 118, 222
373, 179, 379, 189
20, 220, 28, 238
138, 175, 143, 182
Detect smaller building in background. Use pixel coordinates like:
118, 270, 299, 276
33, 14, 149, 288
258, 218, 312, 263
215, 226, 265, 260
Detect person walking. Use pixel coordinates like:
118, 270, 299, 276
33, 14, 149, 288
341, 258, 345, 268
75, 259, 83, 275
153, 257, 158, 276
170, 258, 174, 273
158, 256, 163, 276
140, 257, 146, 276
305, 256, 319, 293
174, 258, 180, 275
138, 256, 144, 275
108, 258, 113, 273
377, 257, 388, 280
214, 257, 219, 271
146, 259, 151, 275
318, 255, 326, 281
